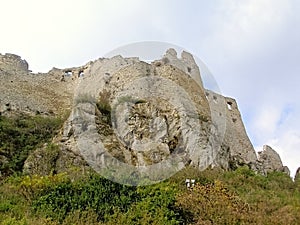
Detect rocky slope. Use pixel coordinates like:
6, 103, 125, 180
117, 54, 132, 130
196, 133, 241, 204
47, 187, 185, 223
0, 50, 294, 182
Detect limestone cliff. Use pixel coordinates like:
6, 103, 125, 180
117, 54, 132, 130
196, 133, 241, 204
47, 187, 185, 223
0, 50, 290, 179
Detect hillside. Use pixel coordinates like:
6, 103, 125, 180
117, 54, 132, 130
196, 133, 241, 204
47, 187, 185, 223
1, 143, 300, 224
0, 50, 300, 224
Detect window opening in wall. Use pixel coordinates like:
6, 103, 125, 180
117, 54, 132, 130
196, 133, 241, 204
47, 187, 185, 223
187, 66, 191, 73
227, 102, 232, 110
79, 71, 84, 77
213, 95, 217, 103
65, 71, 72, 76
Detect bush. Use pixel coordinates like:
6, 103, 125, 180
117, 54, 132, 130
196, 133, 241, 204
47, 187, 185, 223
32, 173, 138, 222
1, 152, 300, 224
176, 180, 250, 224
18, 172, 69, 202
0, 115, 63, 177
104, 182, 184, 225
28, 172, 185, 224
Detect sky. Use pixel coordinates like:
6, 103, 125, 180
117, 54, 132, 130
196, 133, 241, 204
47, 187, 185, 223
1, 0, 300, 177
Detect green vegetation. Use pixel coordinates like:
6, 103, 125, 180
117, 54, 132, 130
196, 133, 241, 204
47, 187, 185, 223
0, 115, 63, 178
174, 166, 300, 224
0, 171, 184, 224
1, 115, 300, 224
1, 166, 300, 224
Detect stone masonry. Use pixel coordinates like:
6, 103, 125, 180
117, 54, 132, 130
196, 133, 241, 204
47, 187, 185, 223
0, 50, 291, 176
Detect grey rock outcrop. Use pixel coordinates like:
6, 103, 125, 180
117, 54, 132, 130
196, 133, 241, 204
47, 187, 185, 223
258, 145, 290, 175
56, 49, 262, 176
153, 49, 258, 170
0, 50, 292, 177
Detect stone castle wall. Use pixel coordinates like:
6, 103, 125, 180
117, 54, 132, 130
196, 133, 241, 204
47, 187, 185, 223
0, 50, 291, 176
0, 53, 29, 74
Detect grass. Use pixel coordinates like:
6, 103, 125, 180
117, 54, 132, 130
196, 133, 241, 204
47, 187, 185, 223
0, 166, 299, 224
0, 114, 300, 224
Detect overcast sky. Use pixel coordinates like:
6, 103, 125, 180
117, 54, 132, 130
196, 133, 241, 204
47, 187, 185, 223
1, 0, 299, 176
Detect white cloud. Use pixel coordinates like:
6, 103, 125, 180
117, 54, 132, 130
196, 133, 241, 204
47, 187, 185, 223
252, 105, 282, 139
253, 102, 300, 177
195, 0, 300, 178
203, 0, 292, 62
1, 0, 299, 176
264, 131, 300, 178
0, 0, 147, 72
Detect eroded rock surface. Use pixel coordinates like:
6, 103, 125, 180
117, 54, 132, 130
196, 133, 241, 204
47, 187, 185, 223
258, 145, 290, 175
0, 49, 292, 178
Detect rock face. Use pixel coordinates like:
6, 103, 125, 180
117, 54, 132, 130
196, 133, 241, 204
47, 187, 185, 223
295, 167, 300, 181
258, 145, 290, 175
0, 49, 292, 178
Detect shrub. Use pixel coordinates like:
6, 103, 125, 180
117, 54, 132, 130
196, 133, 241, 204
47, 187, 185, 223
1, 152, 300, 224
176, 180, 250, 224
104, 182, 184, 225
18, 172, 69, 202
28, 172, 185, 224
32, 173, 138, 222
0, 115, 63, 177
